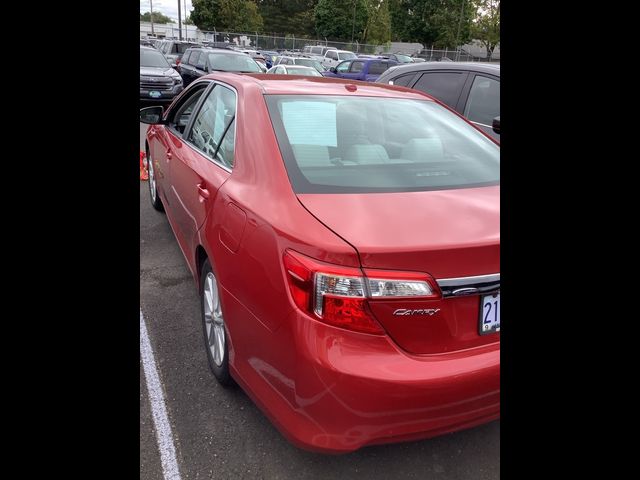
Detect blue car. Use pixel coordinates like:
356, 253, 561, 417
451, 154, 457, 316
259, 50, 280, 69
323, 58, 398, 82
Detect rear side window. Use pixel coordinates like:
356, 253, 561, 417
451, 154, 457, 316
188, 85, 237, 168
368, 62, 390, 75
350, 61, 365, 73
265, 95, 499, 193
412, 72, 467, 108
464, 75, 500, 126
389, 73, 416, 86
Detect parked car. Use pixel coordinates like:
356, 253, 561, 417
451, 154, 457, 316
383, 53, 415, 64
266, 65, 322, 76
303, 45, 337, 57
179, 47, 263, 86
376, 62, 500, 140
258, 50, 280, 68
140, 73, 500, 454
274, 56, 327, 73
157, 39, 199, 66
322, 49, 357, 68
139, 46, 183, 103
323, 58, 398, 82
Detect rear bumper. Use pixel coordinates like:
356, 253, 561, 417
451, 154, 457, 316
229, 304, 500, 453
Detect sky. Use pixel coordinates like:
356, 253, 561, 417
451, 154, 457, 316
140, 0, 193, 22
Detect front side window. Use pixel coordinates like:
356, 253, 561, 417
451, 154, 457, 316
188, 85, 237, 168
190, 51, 201, 67
464, 75, 500, 126
336, 61, 351, 73
182, 50, 192, 65
327, 51, 338, 60
265, 95, 499, 193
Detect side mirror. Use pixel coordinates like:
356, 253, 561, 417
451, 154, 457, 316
492, 116, 500, 134
330, 67, 337, 73
140, 106, 165, 125
171, 63, 178, 69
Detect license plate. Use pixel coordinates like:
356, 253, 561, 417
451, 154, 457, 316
149, 91, 161, 98
479, 293, 500, 335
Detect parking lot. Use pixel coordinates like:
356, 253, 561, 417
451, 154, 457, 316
139, 123, 500, 479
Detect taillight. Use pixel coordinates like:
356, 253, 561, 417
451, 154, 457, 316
283, 250, 440, 335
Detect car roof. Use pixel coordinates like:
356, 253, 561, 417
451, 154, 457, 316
190, 47, 251, 56
201, 72, 438, 100
381, 61, 500, 77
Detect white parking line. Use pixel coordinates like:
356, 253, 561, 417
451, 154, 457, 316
140, 310, 182, 480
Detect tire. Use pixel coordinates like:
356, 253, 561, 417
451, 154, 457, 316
147, 147, 164, 212
200, 259, 233, 386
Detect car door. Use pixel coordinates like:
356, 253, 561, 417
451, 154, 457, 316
327, 60, 351, 78
323, 50, 338, 68
168, 82, 237, 261
179, 50, 193, 84
149, 82, 211, 214
343, 60, 365, 80
457, 73, 500, 140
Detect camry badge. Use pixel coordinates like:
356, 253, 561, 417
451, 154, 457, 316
393, 308, 441, 316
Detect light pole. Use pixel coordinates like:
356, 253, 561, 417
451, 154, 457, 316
177, 0, 183, 40
149, 0, 155, 37
184, 0, 188, 40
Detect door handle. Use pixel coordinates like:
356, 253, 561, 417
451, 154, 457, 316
197, 183, 210, 199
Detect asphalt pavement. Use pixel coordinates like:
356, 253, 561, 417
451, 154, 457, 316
139, 124, 500, 480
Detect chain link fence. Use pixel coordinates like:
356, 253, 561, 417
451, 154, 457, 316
197, 31, 498, 61
140, 23, 498, 62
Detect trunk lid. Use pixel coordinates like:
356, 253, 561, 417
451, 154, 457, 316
297, 186, 500, 354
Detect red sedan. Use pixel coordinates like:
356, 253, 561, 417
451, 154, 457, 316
140, 73, 500, 453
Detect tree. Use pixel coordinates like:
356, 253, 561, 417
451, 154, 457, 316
314, 0, 368, 42
255, 1, 318, 37
140, 11, 174, 24
363, 0, 392, 44
191, 0, 264, 32
470, 0, 499, 59
388, 0, 474, 48
184, 15, 194, 25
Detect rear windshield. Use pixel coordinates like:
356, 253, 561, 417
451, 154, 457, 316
294, 58, 326, 71
265, 95, 499, 193
286, 66, 321, 76
208, 53, 262, 73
